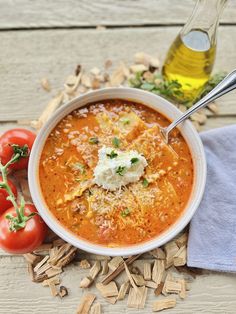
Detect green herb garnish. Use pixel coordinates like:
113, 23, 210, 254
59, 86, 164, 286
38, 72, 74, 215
89, 137, 99, 145
107, 150, 118, 159
120, 118, 130, 125
121, 208, 130, 218
116, 166, 126, 176
112, 137, 120, 148
129, 71, 226, 107
72, 162, 86, 174
142, 178, 149, 188
130, 157, 139, 165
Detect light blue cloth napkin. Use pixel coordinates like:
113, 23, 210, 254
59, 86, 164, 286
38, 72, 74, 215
187, 124, 236, 272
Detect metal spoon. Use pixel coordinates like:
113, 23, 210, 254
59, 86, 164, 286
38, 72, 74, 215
161, 70, 236, 143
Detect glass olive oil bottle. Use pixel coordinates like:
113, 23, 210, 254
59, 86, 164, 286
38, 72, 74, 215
162, 0, 227, 101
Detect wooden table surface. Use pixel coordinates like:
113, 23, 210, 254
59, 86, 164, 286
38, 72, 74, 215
0, 1, 236, 313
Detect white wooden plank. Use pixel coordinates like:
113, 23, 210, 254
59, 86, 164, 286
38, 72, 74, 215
0, 26, 236, 121
0, 256, 236, 313
0, 0, 235, 29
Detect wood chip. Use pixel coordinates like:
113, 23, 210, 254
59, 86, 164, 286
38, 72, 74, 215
24, 253, 42, 265
152, 298, 176, 312
41, 78, 51, 92
27, 262, 35, 281
165, 279, 182, 294
36, 263, 51, 275
145, 281, 157, 289
192, 120, 201, 132
90, 303, 101, 314
149, 248, 166, 259
164, 241, 179, 268
175, 232, 188, 248
49, 282, 58, 297
30, 92, 63, 130
124, 262, 139, 294
34, 243, 53, 253
191, 112, 207, 125
76, 293, 96, 314
75, 64, 82, 76
49, 243, 72, 265
96, 281, 118, 298
152, 260, 165, 285
127, 286, 148, 309
42, 275, 60, 287
117, 281, 130, 300
59, 286, 68, 298
90, 67, 101, 76
207, 102, 219, 114
80, 276, 93, 288
81, 73, 92, 88
175, 265, 203, 278
79, 259, 91, 269
154, 282, 164, 296
102, 254, 141, 285
55, 246, 77, 268
179, 279, 186, 299
90, 261, 101, 280
134, 52, 160, 68
108, 256, 124, 271
33, 255, 49, 272
101, 259, 109, 275
110, 63, 126, 86
45, 267, 62, 278
33, 272, 48, 283
105, 297, 117, 304
52, 238, 66, 247
162, 273, 173, 296
130, 64, 148, 73
131, 274, 146, 286
173, 246, 187, 267
143, 262, 152, 280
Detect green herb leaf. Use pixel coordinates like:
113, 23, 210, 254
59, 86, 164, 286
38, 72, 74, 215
142, 178, 149, 188
116, 166, 126, 176
130, 157, 139, 164
106, 150, 118, 159
72, 162, 86, 174
121, 208, 130, 218
120, 118, 130, 125
89, 137, 99, 145
112, 137, 120, 148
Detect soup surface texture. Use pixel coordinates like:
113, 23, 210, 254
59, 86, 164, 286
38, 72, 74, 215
39, 99, 193, 247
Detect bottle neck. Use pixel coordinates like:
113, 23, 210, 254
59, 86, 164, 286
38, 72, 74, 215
181, 0, 227, 43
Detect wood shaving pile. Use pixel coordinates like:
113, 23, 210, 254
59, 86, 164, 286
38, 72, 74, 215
75, 231, 202, 313
19, 52, 208, 312
28, 51, 218, 133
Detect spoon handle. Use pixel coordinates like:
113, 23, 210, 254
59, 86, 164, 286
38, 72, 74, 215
165, 69, 236, 135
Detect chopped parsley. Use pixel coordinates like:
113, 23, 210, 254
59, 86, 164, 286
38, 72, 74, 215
106, 150, 118, 159
71, 162, 86, 174
116, 166, 126, 176
120, 117, 130, 125
89, 137, 99, 145
112, 137, 120, 148
142, 178, 149, 188
121, 208, 130, 217
130, 157, 139, 165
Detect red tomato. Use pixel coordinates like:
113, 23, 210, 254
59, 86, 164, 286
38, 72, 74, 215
0, 128, 36, 170
0, 204, 47, 254
0, 176, 17, 214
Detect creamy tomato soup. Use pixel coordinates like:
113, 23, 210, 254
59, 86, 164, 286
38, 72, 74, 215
39, 99, 193, 247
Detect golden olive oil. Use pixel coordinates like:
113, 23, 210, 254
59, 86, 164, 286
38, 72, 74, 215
162, 30, 216, 100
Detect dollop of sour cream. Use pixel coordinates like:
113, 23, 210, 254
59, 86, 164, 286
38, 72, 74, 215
93, 146, 148, 191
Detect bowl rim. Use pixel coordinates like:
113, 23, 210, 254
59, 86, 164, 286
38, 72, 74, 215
28, 87, 207, 256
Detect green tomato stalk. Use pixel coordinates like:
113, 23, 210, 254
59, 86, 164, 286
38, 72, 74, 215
0, 144, 35, 231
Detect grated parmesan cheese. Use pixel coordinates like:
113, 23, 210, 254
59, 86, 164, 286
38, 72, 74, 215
93, 147, 147, 191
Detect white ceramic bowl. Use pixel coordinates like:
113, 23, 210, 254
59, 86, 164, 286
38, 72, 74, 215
28, 87, 206, 256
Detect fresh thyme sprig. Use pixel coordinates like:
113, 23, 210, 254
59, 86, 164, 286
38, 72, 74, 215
129, 71, 226, 107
